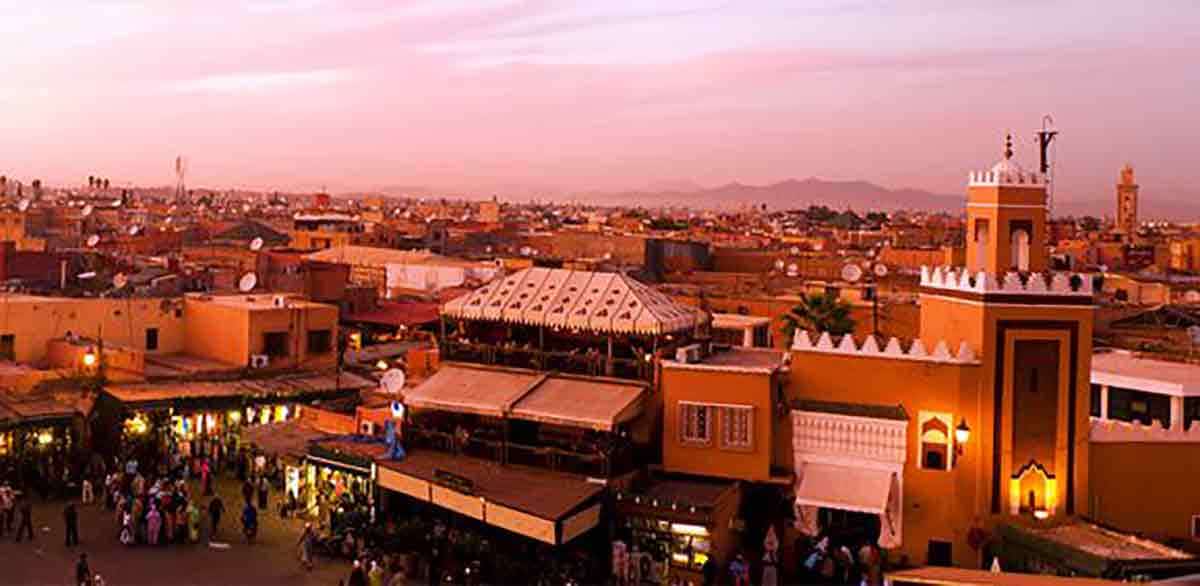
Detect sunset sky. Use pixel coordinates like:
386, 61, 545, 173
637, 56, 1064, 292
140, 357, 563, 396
2, 1, 1198, 205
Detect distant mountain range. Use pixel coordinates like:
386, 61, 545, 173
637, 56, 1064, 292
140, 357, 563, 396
370, 177, 1200, 220
577, 177, 961, 212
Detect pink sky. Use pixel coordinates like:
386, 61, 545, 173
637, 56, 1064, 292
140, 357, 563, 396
2, 1, 1199, 206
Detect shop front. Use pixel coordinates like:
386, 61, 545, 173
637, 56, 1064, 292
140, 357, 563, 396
102, 371, 372, 461
0, 391, 87, 495
304, 438, 384, 531
614, 478, 740, 585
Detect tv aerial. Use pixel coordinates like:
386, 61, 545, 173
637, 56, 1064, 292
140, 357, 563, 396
249, 237, 264, 251
381, 369, 407, 395
238, 272, 258, 292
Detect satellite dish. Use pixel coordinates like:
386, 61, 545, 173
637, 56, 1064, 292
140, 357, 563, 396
111, 199, 122, 208
381, 369, 406, 394
390, 401, 405, 419
603, 252, 613, 261
789, 246, 801, 256
493, 258, 504, 268
81, 204, 94, 218
77, 271, 97, 280
773, 259, 785, 271
86, 234, 100, 247
520, 246, 532, 256
242, 203, 252, 213
128, 225, 141, 236
17, 199, 30, 212
249, 237, 264, 251
1184, 290, 1200, 304
164, 216, 173, 224
841, 263, 864, 283
873, 263, 890, 278
238, 272, 258, 292
786, 263, 799, 277
1098, 264, 1109, 273
113, 273, 129, 289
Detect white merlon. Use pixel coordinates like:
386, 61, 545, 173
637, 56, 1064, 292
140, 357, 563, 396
968, 159, 1044, 188
1089, 417, 1200, 443
920, 266, 1093, 297
791, 332, 981, 365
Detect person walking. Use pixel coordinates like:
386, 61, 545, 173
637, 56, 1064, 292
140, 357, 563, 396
0, 485, 12, 538
64, 502, 80, 547
75, 552, 91, 586
298, 523, 315, 571
348, 560, 367, 586
241, 501, 257, 544
81, 478, 94, 505
146, 505, 162, 546
201, 459, 212, 496
15, 497, 33, 542
208, 496, 224, 540
187, 500, 200, 543
257, 475, 268, 510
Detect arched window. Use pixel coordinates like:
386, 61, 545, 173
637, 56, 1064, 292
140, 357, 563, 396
919, 413, 953, 471
1011, 229, 1030, 271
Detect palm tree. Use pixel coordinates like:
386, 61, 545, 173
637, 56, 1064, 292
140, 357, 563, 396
102, 178, 110, 190
87, 175, 95, 189
780, 292, 856, 344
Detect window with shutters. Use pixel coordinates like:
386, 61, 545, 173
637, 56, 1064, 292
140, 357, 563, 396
679, 403, 712, 445
720, 406, 754, 451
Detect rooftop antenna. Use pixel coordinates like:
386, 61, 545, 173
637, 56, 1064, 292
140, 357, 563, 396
238, 272, 258, 292
1036, 115, 1058, 216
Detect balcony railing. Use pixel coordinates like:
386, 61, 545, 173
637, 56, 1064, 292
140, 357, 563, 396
440, 341, 650, 381
404, 423, 632, 478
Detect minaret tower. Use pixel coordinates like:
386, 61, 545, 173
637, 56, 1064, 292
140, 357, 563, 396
964, 134, 1048, 274
1116, 164, 1138, 240
919, 132, 1095, 520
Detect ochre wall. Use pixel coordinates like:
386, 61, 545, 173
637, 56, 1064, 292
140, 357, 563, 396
183, 299, 250, 366
1090, 442, 1200, 542
786, 350, 985, 567
661, 366, 777, 482
0, 297, 186, 364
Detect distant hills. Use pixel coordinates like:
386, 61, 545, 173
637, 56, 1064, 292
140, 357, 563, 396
369, 177, 1199, 220
581, 177, 962, 212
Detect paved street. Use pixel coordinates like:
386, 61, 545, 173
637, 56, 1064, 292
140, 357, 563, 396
0, 477, 353, 585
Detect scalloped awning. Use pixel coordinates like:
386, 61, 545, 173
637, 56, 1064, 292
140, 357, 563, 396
442, 267, 703, 336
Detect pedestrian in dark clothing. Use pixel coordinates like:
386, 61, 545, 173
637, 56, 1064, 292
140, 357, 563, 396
15, 499, 33, 542
64, 503, 80, 546
209, 496, 224, 539
702, 556, 718, 586
75, 552, 90, 586
257, 476, 268, 510
348, 560, 367, 586
241, 480, 253, 505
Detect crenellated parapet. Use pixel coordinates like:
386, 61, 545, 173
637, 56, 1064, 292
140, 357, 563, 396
1089, 417, 1200, 443
919, 266, 1093, 298
791, 330, 980, 365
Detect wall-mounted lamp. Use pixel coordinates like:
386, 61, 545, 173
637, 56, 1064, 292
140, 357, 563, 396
954, 418, 971, 455
82, 348, 98, 368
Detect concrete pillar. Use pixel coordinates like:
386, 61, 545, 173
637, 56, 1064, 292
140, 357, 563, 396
1100, 385, 1109, 420
743, 327, 753, 348
1171, 396, 1184, 430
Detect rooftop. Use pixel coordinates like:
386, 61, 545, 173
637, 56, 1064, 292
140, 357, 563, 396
376, 449, 602, 521
442, 267, 704, 336
1091, 349, 1200, 397
663, 346, 786, 374
186, 293, 331, 311
791, 399, 908, 421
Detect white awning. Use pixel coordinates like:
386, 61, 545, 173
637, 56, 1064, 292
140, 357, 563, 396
794, 462, 893, 515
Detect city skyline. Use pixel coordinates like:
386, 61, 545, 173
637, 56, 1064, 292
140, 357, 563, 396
3, 1, 1200, 207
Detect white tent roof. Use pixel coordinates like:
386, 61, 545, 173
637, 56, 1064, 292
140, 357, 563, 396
443, 268, 703, 336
